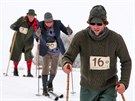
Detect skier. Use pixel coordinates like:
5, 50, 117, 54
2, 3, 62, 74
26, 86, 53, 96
10, 9, 38, 77
62, 5, 132, 101
34, 12, 73, 96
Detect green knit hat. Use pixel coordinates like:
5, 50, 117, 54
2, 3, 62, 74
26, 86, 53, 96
87, 5, 108, 24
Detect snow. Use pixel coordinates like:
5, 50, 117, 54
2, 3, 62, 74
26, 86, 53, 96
1, 67, 134, 101
1, 0, 135, 101
1, 68, 81, 101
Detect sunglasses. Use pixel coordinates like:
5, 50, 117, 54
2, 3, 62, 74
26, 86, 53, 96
90, 23, 103, 26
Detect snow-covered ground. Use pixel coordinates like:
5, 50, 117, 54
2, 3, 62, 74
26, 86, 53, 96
1, 67, 81, 101
0, 67, 134, 101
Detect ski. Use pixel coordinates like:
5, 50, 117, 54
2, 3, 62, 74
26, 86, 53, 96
40, 88, 64, 99
23, 75, 34, 77
48, 94, 59, 101
23, 75, 42, 78
48, 91, 64, 98
37, 93, 59, 101
36, 91, 59, 101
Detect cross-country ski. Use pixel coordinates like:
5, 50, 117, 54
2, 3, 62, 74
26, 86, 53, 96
49, 91, 64, 98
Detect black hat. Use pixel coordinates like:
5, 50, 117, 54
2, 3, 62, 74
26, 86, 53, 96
44, 12, 53, 22
27, 9, 37, 16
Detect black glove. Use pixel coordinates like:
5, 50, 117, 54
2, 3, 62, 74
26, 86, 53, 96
67, 26, 73, 35
10, 24, 19, 31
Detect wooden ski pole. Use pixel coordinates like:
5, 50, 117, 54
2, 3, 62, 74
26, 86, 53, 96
66, 25, 72, 101
121, 94, 126, 101
66, 73, 70, 101
5, 32, 17, 76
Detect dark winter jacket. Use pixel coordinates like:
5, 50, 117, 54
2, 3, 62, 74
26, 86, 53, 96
10, 16, 38, 52
34, 20, 70, 56
62, 27, 131, 91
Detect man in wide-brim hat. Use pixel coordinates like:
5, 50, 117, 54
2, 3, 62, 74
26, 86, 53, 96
10, 9, 38, 77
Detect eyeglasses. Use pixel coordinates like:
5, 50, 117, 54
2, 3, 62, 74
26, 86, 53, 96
90, 23, 103, 26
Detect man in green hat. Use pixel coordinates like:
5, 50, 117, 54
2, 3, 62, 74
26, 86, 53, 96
10, 9, 38, 77
62, 5, 132, 101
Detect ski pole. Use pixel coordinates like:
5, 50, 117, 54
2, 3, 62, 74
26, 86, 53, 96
67, 29, 75, 94
121, 94, 126, 101
70, 71, 76, 94
35, 37, 40, 77
66, 73, 70, 101
35, 27, 41, 77
35, 28, 42, 96
5, 32, 17, 76
36, 38, 41, 96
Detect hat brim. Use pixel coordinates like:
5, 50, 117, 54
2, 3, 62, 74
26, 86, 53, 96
44, 18, 53, 22
90, 17, 103, 23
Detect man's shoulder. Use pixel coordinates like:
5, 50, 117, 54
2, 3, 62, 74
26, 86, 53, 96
109, 29, 122, 38
53, 20, 61, 25
39, 20, 44, 24
38, 21, 44, 26
53, 20, 61, 22
15, 16, 27, 24
17, 16, 26, 21
73, 29, 88, 40
108, 29, 124, 43
76, 28, 88, 36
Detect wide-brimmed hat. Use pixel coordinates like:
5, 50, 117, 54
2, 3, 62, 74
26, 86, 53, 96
27, 9, 37, 16
44, 12, 53, 22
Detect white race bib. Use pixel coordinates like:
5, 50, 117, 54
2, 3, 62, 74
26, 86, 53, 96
46, 41, 57, 49
90, 56, 110, 70
19, 27, 28, 34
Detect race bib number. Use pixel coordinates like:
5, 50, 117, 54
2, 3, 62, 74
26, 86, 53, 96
90, 56, 110, 70
19, 27, 28, 34
46, 41, 57, 49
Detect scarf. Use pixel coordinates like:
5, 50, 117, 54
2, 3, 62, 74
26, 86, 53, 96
26, 16, 38, 31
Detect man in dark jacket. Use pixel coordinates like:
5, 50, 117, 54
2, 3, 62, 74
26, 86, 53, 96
34, 12, 72, 96
62, 5, 132, 101
10, 9, 38, 77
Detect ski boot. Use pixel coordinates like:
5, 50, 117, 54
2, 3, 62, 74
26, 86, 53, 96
48, 82, 53, 92
27, 70, 33, 77
43, 89, 49, 96
42, 75, 49, 96
13, 68, 19, 76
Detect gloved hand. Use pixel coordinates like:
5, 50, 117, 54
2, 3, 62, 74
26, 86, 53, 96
10, 24, 19, 31
67, 26, 73, 35
36, 27, 41, 37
